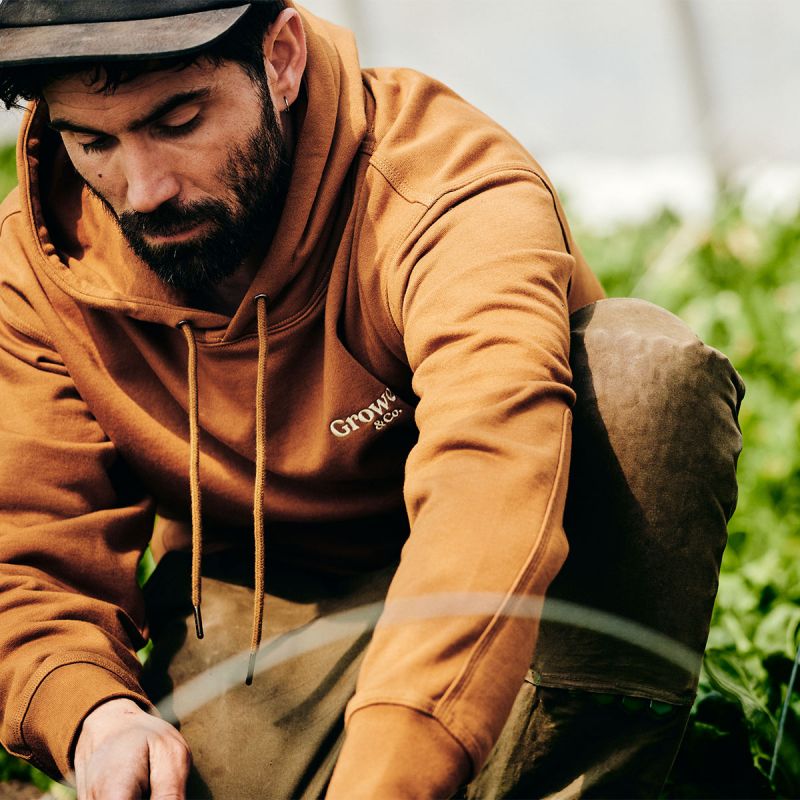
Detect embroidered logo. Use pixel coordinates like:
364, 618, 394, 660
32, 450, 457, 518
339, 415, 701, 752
330, 388, 403, 438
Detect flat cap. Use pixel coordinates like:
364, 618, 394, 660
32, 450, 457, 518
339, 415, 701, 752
0, 0, 275, 66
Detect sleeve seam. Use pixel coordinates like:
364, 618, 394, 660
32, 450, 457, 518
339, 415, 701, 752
0, 206, 22, 237
433, 405, 572, 734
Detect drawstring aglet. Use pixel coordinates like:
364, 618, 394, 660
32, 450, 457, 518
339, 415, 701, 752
246, 649, 258, 686
193, 604, 204, 639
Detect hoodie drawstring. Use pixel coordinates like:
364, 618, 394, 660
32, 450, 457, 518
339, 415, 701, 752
248, 294, 269, 685
177, 294, 270, 686
178, 320, 204, 641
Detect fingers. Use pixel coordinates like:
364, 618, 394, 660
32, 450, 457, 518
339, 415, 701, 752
148, 731, 191, 800
78, 744, 150, 800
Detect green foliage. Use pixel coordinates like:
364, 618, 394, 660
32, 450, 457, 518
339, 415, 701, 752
574, 195, 800, 798
0, 132, 798, 795
0, 748, 52, 791
137, 545, 157, 588
0, 143, 16, 201
0, 747, 75, 798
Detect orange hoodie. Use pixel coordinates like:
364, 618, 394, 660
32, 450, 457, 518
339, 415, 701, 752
0, 6, 604, 796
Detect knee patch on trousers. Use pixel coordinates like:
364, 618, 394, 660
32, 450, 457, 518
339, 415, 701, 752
533, 297, 745, 704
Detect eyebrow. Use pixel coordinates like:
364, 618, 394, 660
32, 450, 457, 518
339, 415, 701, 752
48, 88, 212, 137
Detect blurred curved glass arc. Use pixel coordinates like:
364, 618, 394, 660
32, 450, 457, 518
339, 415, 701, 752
155, 593, 700, 724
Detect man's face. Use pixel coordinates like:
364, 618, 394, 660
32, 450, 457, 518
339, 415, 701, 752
44, 59, 291, 294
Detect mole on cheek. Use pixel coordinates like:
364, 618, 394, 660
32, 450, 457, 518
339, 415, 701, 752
97, 174, 103, 178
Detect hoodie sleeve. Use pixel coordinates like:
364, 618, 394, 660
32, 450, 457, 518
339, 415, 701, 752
330, 170, 580, 797
0, 311, 154, 778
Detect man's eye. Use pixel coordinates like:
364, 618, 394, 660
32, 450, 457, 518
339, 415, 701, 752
158, 114, 201, 139
79, 136, 111, 154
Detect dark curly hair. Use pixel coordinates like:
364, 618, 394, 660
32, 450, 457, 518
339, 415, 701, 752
0, 1, 287, 110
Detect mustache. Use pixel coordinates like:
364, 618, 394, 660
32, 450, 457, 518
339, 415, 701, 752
118, 200, 226, 239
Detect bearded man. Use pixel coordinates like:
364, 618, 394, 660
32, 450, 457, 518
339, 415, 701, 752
0, 2, 743, 798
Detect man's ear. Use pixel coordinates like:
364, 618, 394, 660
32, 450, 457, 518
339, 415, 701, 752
262, 8, 307, 108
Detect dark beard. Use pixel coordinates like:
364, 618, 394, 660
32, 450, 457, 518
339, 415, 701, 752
95, 80, 291, 295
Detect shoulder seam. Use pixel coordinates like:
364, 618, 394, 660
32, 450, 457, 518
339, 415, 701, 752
378, 165, 562, 341
368, 154, 434, 206
367, 158, 552, 211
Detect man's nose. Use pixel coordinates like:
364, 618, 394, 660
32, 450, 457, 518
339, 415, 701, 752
121, 144, 181, 213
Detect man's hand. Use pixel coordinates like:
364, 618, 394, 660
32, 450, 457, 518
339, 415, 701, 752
74, 698, 191, 800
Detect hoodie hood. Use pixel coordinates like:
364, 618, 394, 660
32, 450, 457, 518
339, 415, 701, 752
15, 3, 367, 338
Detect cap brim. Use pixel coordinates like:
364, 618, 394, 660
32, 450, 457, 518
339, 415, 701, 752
0, 6, 251, 67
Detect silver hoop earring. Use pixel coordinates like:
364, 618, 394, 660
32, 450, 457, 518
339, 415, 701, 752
283, 96, 291, 113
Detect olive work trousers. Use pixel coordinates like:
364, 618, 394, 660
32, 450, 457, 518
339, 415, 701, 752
142, 298, 745, 799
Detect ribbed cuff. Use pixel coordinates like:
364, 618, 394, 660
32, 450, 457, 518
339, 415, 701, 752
328, 704, 471, 799
18, 662, 149, 779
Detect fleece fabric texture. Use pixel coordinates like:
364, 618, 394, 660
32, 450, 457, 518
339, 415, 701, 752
0, 4, 604, 794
